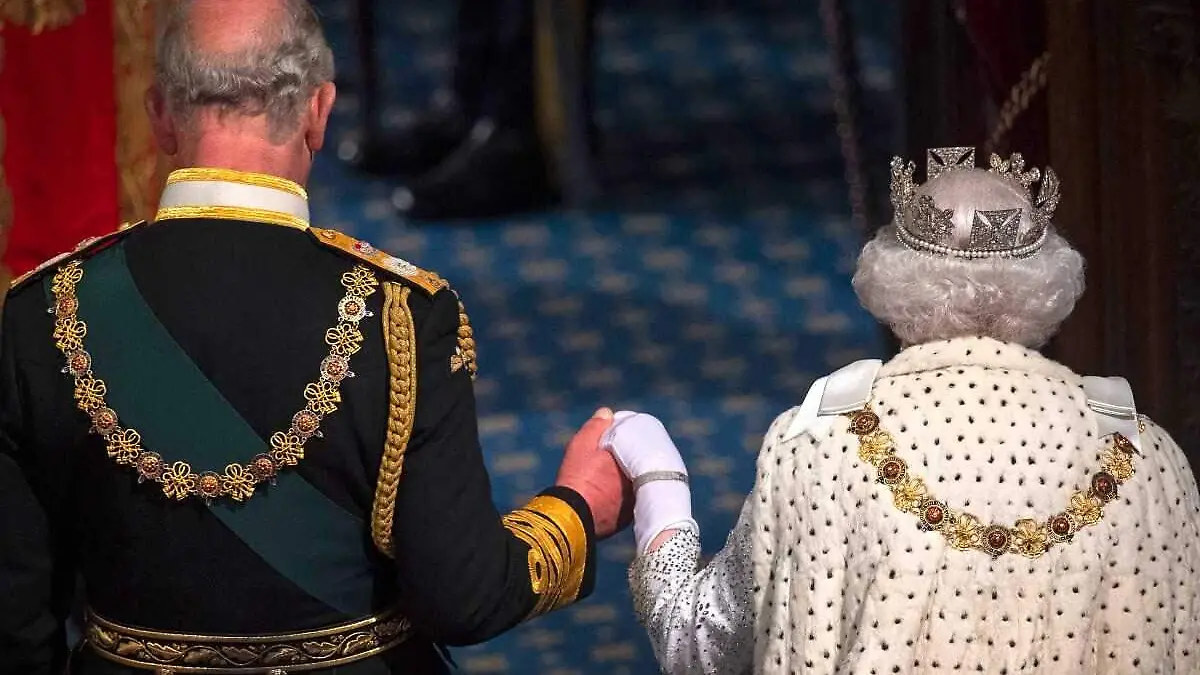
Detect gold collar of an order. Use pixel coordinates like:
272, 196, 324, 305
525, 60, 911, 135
847, 404, 1139, 559
50, 261, 379, 503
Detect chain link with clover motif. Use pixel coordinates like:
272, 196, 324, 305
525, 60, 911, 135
49, 260, 379, 503
846, 404, 1140, 559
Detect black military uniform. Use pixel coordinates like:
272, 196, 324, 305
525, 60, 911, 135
0, 168, 596, 674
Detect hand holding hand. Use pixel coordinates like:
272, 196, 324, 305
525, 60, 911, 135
554, 408, 633, 540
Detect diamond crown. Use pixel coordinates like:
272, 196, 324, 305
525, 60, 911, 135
890, 147, 1061, 259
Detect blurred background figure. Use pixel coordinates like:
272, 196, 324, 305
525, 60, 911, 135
342, 0, 598, 220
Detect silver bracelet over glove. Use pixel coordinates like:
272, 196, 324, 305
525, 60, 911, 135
601, 412, 699, 554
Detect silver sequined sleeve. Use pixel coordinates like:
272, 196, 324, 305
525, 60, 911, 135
627, 495, 755, 675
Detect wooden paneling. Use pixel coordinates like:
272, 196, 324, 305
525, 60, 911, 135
1046, 1, 1180, 436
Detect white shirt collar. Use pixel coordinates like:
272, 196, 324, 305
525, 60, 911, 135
155, 168, 310, 230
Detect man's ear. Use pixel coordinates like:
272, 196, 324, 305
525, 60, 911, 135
144, 86, 179, 156
304, 82, 337, 153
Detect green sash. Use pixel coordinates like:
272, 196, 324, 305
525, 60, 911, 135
62, 245, 376, 617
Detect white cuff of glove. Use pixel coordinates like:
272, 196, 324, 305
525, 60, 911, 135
633, 480, 698, 556
602, 412, 698, 555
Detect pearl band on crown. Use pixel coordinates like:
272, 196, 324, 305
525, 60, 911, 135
890, 147, 1061, 260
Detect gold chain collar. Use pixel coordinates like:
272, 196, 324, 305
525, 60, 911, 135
50, 261, 379, 503
846, 405, 1139, 559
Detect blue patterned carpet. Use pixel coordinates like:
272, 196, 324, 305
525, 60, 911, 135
309, 1, 894, 672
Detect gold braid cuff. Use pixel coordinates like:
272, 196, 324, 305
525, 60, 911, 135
502, 495, 588, 618
85, 606, 412, 673
371, 282, 417, 557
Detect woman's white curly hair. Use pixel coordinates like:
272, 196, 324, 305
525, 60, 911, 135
852, 226, 1086, 348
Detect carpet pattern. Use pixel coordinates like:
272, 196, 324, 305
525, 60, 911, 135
308, 1, 895, 671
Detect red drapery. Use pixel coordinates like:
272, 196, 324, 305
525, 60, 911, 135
0, 0, 118, 278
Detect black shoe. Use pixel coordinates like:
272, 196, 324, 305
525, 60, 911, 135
392, 119, 558, 221
340, 105, 470, 178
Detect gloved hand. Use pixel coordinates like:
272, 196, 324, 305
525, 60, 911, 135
601, 412, 698, 555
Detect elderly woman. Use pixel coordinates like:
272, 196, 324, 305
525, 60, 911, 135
604, 147, 1200, 674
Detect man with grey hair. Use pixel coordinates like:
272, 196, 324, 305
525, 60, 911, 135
0, 1, 630, 673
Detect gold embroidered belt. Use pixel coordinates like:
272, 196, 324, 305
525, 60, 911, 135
84, 607, 412, 674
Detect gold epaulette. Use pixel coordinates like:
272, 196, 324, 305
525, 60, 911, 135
308, 227, 447, 295
9, 221, 146, 292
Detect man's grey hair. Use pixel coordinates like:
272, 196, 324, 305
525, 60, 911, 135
852, 227, 1086, 348
155, 0, 335, 140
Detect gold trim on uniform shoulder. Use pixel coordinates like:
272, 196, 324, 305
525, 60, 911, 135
165, 167, 308, 200
372, 282, 418, 557
9, 221, 146, 291
85, 605, 412, 673
449, 292, 478, 380
502, 494, 589, 617
309, 227, 447, 295
155, 205, 309, 231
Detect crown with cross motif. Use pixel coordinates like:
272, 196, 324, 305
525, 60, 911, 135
890, 147, 1061, 259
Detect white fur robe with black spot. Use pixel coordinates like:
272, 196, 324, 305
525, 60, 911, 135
629, 337, 1200, 675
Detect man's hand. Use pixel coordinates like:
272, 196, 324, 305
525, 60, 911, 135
555, 408, 633, 540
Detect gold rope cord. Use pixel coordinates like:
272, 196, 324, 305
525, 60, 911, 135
501, 494, 588, 618
985, 51, 1051, 156
113, 0, 162, 224
0, 0, 84, 33
371, 281, 417, 557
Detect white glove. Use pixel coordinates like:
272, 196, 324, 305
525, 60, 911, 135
601, 412, 698, 555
